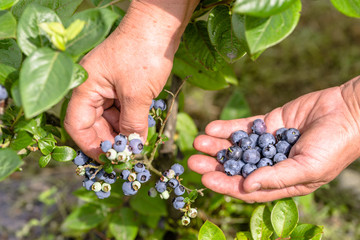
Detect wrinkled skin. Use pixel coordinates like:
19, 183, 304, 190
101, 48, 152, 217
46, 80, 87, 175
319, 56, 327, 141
64, 0, 199, 160
189, 77, 360, 203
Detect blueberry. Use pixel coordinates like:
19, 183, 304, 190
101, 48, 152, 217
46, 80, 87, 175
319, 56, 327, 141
85, 162, 100, 178
101, 183, 111, 192
174, 185, 185, 196
134, 163, 146, 173
262, 145, 276, 159
226, 145, 243, 160
104, 171, 117, 184
242, 164, 257, 178
257, 158, 273, 168
276, 127, 288, 141
73, 150, 90, 166
154, 99, 167, 111
155, 180, 167, 193
276, 140, 291, 156
254, 146, 262, 154
283, 128, 300, 145
100, 140, 112, 153
273, 153, 287, 163
122, 181, 137, 196
171, 163, 184, 176
167, 178, 179, 188
224, 159, 245, 176
148, 115, 156, 127
242, 149, 261, 164
136, 169, 151, 183
240, 137, 254, 151
150, 99, 155, 110
96, 169, 106, 180
182, 216, 191, 226
113, 134, 127, 152
148, 187, 157, 197
95, 190, 111, 199
173, 196, 185, 210
258, 133, 276, 148
252, 119, 267, 135
216, 149, 227, 164
83, 177, 95, 191
121, 170, 131, 180
91, 182, 102, 192
249, 134, 259, 147
129, 139, 144, 154
230, 130, 248, 145
0, 85, 8, 100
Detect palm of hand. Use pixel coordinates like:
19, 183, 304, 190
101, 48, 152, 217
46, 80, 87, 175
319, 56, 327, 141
189, 86, 360, 202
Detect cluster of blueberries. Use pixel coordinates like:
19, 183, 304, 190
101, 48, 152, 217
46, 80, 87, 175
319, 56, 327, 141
0, 84, 8, 100
148, 99, 166, 127
73, 151, 117, 199
147, 163, 197, 226
217, 119, 300, 177
121, 163, 151, 195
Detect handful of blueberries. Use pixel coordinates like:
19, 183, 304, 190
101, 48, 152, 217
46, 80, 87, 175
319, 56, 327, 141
217, 119, 300, 178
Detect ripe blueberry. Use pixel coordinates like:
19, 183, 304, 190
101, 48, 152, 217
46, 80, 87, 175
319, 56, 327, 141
242, 149, 261, 164
171, 163, 184, 176
241, 164, 257, 178
230, 130, 248, 145
100, 140, 112, 153
174, 185, 185, 196
256, 158, 273, 168
258, 133, 275, 148
129, 139, 144, 154
251, 119, 267, 135
262, 145, 276, 159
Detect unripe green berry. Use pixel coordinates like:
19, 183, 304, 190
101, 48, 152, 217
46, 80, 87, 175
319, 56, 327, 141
128, 133, 141, 141
117, 152, 129, 162
160, 190, 170, 200
91, 182, 102, 192
102, 183, 111, 192
106, 149, 117, 160
76, 166, 85, 176
148, 187, 157, 198
181, 216, 191, 226
132, 181, 141, 191
128, 173, 137, 182
188, 208, 198, 218
166, 169, 176, 179
160, 176, 169, 182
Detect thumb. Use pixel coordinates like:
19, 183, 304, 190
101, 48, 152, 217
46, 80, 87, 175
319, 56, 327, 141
119, 97, 152, 141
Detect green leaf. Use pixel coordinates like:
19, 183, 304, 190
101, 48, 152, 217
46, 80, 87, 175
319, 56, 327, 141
65, 8, 118, 57
232, 0, 301, 55
38, 134, 56, 155
109, 208, 139, 240
12, 0, 83, 20
43, 125, 62, 139
0, 148, 22, 181
0, 39, 22, 69
10, 79, 21, 105
17, 3, 61, 55
271, 198, 299, 237
172, 43, 229, 90
235, 231, 252, 240
233, 0, 297, 17
0, 63, 17, 85
183, 21, 225, 70
220, 89, 251, 120
189, 190, 198, 202
69, 63, 88, 89
0, 0, 19, 10
19, 48, 73, 118
130, 186, 167, 216
176, 112, 198, 152
330, 0, 360, 18
250, 205, 273, 240
198, 220, 226, 240
208, 5, 246, 63
10, 131, 34, 150
0, 10, 16, 39
61, 203, 106, 231
51, 146, 76, 162
39, 154, 51, 168
290, 224, 323, 240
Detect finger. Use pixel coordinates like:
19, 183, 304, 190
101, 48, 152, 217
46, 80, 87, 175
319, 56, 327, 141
193, 135, 231, 156
119, 97, 152, 140
103, 106, 120, 133
65, 93, 105, 160
201, 171, 317, 203
188, 154, 223, 174
205, 116, 264, 139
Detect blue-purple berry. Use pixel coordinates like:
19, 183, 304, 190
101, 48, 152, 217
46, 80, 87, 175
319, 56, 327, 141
129, 139, 144, 154
134, 163, 146, 173
122, 181, 137, 196
95, 190, 111, 199
154, 99, 167, 111
242, 149, 261, 164
167, 178, 179, 188
262, 145, 276, 159
231, 130, 248, 145
171, 163, 184, 176
273, 153, 287, 163
83, 177, 95, 191
137, 169, 151, 183
251, 119, 267, 135
155, 180, 167, 193
257, 158, 273, 168
276, 140, 291, 156
216, 149, 227, 164
103, 171, 117, 184
173, 196, 185, 209
242, 163, 257, 178
100, 140, 112, 153
283, 128, 300, 145
240, 137, 254, 151
224, 159, 244, 176
276, 127, 288, 141
121, 170, 131, 180
226, 145, 243, 160
0, 85, 8, 100
174, 185, 185, 196
73, 150, 90, 166
258, 133, 275, 148
113, 134, 127, 152
148, 115, 156, 127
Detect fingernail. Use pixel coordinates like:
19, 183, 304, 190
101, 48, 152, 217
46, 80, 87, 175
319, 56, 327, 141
250, 183, 261, 192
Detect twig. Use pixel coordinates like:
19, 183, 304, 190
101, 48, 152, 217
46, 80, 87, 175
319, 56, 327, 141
182, 185, 207, 197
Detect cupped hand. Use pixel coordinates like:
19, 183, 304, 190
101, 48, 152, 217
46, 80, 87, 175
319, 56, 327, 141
188, 79, 360, 202
64, 5, 177, 160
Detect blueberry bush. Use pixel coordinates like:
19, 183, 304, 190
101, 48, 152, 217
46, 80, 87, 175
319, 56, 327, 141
0, 0, 359, 239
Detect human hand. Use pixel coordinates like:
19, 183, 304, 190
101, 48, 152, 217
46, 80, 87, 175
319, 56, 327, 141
65, 0, 199, 160
188, 77, 360, 202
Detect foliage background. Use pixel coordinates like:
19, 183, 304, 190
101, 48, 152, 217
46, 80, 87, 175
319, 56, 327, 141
1, 0, 360, 239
